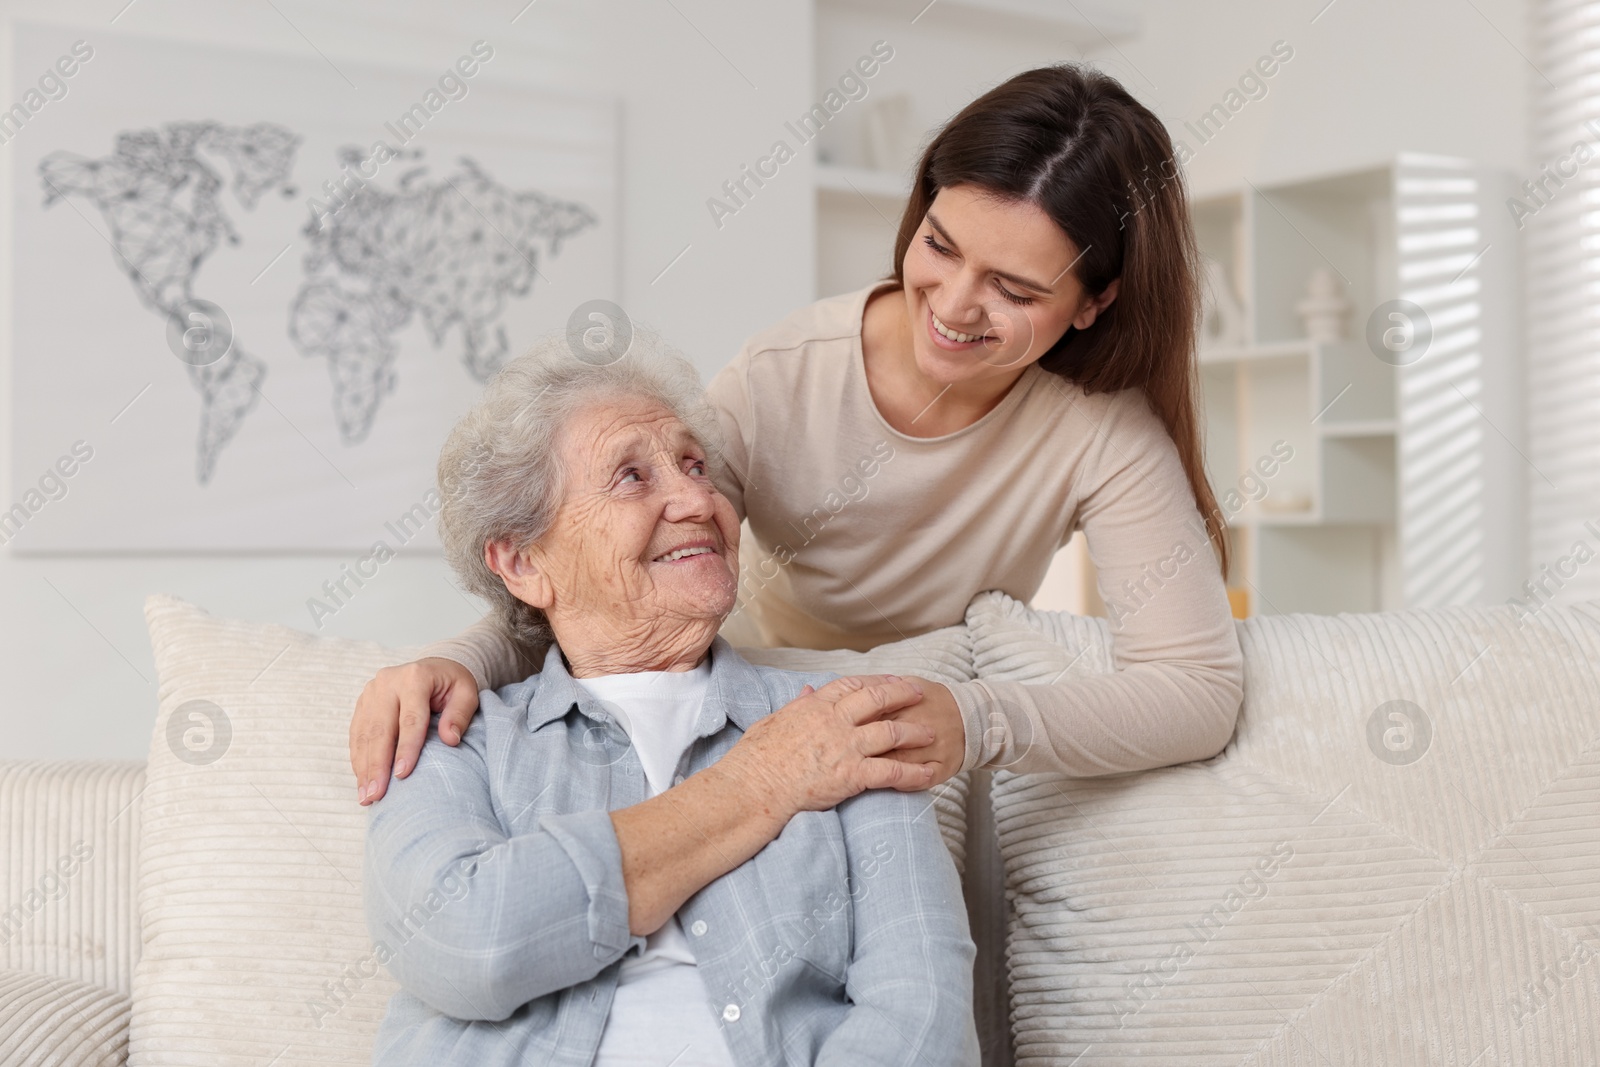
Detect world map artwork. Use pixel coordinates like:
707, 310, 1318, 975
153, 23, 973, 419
39, 122, 598, 483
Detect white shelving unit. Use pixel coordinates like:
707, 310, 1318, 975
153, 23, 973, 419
1196, 156, 1524, 615
815, 162, 907, 301
815, 162, 908, 200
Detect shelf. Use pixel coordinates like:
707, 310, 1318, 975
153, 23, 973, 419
815, 164, 909, 201
1318, 419, 1397, 438
822, 0, 1139, 45
1198, 340, 1313, 365
1245, 511, 1323, 526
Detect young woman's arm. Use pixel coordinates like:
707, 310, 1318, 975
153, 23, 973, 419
951, 388, 1244, 776
422, 613, 537, 691
350, 615, 528, 803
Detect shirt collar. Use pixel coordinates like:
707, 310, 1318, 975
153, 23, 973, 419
522, 635, 772, 736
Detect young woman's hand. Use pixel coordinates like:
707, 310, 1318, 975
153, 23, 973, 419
351, 657, 482, 805
715, 675, 938, 818
878, 679, 966, 785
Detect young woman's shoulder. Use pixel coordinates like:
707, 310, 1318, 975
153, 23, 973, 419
706, 287, 874, 440
1024, 374, 1162, 433
723, 286, 870, 378
1019, 376, 1177, 483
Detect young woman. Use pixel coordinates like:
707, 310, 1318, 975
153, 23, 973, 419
351, 62, 1243, 807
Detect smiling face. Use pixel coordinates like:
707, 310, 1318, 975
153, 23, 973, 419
900, 183, 1119, 388
487, 393, 740, 675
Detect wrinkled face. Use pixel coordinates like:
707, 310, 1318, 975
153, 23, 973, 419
900, 183, 1112, 387
528, 394, 739, 656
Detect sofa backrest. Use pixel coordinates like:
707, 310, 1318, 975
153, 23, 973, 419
24, 589, 1599, 1064
968, 590, 1600, 1065
0, 759, 145, 996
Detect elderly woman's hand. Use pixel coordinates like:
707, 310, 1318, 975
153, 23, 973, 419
715, 674, 943, 815
352, 657, 482, 805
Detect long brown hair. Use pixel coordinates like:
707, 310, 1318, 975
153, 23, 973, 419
890, 64, 1228, 576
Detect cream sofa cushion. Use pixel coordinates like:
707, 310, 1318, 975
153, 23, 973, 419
136, 594, 972, 1065
135, 595, 418, 1065
967, 591, 1600, 1066
0, 968, 129, 1066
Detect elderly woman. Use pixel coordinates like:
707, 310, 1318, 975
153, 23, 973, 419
363, 331, 978, 1066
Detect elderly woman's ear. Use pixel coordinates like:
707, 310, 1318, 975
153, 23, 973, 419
484, 539, 554, 611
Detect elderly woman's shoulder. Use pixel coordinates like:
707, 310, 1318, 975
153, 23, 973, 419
485, 672, 540, 701
474, 675, 544, 730
733, 654, 839, 718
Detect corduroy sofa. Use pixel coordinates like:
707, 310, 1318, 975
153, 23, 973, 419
2, 591, 1596, 1065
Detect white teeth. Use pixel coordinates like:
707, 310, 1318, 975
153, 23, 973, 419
657, 545, 714, 562
931, 310, 983, 344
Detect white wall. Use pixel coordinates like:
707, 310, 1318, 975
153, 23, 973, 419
0, 0, 813, 760
1093, 0, 1530, 195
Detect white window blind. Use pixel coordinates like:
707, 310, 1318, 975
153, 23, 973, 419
1396, 157, 1489, 607
1527, 0, 1600, 602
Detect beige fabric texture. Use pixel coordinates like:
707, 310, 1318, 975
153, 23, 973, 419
137, 594, 971, 1064
0, 968, 129, 1066
969, 590, 1600, 1066
425, 279, 1243, 779
0, 760, 145, 996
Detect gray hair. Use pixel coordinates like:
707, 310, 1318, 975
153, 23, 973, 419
436, 326, 723, 655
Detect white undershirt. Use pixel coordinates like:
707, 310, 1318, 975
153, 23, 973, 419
572, 660, 736, 1067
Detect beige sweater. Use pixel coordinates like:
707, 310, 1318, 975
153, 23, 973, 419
426, 282, 1243, 776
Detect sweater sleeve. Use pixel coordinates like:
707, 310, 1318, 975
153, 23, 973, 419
419, 614, 538, 692
952, 390, 1244, 776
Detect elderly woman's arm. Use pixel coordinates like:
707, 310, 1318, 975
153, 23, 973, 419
364, 713, 650, 1021
368, 682, 937, 1018
615, 673, 936, 936
364, 713, 808, 1020
814, 786, 978, 1066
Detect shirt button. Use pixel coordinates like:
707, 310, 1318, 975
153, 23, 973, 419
722, 1004, 740, 1022
673, 773, 685, 785
690, 920, 707, 936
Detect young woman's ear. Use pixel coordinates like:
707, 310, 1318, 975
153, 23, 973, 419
484, 539, 555, 610
1073, 277, 1121, 331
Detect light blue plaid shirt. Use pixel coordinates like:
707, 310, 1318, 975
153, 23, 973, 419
364, 637, 978, 1066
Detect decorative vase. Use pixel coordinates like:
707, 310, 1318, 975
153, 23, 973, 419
1201, 258, 1246, 350
1296, 267, 1350, 342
